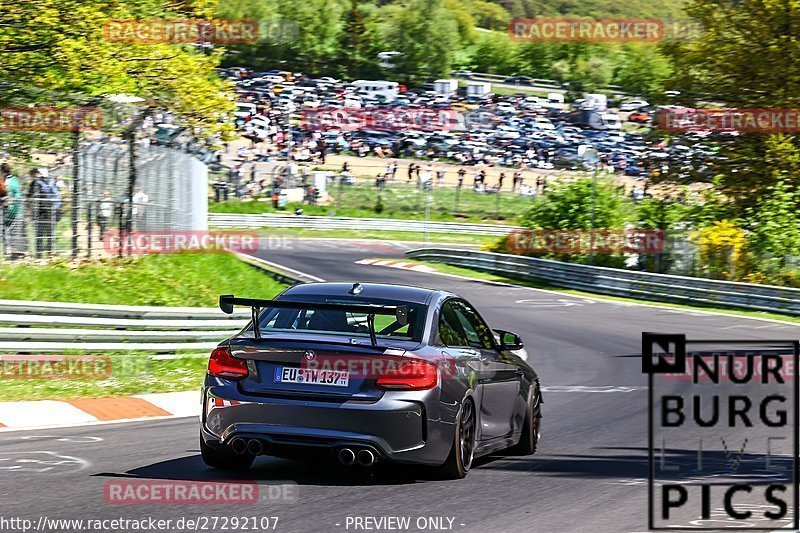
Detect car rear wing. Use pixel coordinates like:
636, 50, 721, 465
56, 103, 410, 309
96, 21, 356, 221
219, 295, 409, 346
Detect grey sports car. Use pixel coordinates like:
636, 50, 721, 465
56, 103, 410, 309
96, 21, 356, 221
200, 282, 541, 478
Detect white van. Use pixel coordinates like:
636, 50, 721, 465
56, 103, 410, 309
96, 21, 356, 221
234, 102, 257, 119
434, 79, 459, 98
546, 93, 566, 110
352, 80, 399, 103
601, 112, 622, 130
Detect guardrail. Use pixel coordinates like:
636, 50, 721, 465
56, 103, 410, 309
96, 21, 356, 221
0, 253, 307, 353
457, 72, 630, 96
209, 213, 520, 236
405, 248, 800, 316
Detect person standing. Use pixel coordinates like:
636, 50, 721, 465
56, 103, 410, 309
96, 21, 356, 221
457, 167, 466, 188
437, 167, 446, 186
132, 186, 149, 230
390, 161, 398, 180
319, 140, 327, 164
407, 162, 415, 183
0, 164, 8, 255
97, 190, 114, 241
498, 171, 505, 191
27, 168, 56, 258
1, 164, 25, 259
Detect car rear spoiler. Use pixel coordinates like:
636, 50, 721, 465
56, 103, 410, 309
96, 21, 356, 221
219, 295, 409, 346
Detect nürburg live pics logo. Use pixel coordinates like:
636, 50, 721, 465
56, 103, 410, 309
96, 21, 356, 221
643, 332, 799, 530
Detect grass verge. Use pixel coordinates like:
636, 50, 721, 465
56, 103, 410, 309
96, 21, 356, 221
250, 227, 494, 246
0, 250, 287, 306
209, 183, 533, 224
0, 352, 208, 402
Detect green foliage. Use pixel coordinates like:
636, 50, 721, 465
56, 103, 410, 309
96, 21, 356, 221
0, 0, 235, 149
746, 180, 800, 277
338, 0, 375, 78
662, 0, 800, 208
510, 177, 633, 266
0, 251, 287, 306
380, 0, 461, 81
0, 353, 210, 401
612, 44, 673, 100
521, 177, 632, 230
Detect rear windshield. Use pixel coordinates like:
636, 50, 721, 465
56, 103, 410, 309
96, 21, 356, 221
249, 296, 427, 343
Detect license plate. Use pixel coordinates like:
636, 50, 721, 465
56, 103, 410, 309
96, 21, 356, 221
274, 366, 350, 387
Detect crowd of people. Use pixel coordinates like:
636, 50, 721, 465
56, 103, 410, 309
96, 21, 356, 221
0, 161, 152, 260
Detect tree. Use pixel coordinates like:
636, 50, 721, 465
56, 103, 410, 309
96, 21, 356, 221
380, 0, 461, 81
612, 44, 672, 100
662, 0, 800, 207
691, 220, 751, 281
339, 1, 373, 78
514, 177, 634, 266
0, 0, 234, 148
747, 179, 800, 278
469, 33, 521, 74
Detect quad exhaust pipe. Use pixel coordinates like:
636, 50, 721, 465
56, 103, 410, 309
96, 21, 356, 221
338, 448, 356, 466
246, 439, 264, 456
356, 449, 376, 467
230, 437, 247, 455
338, 447, 377, 467
230, 437, 267, 456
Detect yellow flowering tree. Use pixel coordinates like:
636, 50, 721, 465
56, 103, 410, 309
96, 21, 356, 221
691, 220, 751, 280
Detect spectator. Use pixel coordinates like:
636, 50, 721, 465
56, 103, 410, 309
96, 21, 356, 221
390, 162, 398, 180
97, 191, 114, 240
27, 168, 57, 258
212, 178, 225, 202
1, 163, 25, 259
407, 162, 415, 183
498, 172, 505, 191
47, 172, 62, 223
457, 167, 466, 188
512, 171, 522, 192
437, 167, 446, 186
132, 186, 149, 230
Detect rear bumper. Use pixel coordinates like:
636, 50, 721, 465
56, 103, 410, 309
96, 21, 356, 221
201, 379, 455, 465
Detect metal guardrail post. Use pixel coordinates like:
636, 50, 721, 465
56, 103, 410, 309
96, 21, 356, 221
405, 248, 800, 316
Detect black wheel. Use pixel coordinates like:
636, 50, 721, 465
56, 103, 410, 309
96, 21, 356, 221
510, 382, 542, 455
200, 435, 255, 470
437, 399, 477, 479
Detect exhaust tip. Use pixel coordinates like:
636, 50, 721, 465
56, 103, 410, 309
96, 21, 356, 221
246, 439, 264, 456
338, 448, 356, 466
230, 437, 247, 455
357, 449, 376, 467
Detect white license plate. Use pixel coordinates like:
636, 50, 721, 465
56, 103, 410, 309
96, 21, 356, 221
275, 366, 350, 387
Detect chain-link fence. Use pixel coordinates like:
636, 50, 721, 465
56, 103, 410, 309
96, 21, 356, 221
1, 141, 207, 261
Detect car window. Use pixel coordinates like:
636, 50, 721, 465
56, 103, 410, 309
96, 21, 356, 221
252, 297, 425, 342
438, 302, 469, 347
450, 301, 494, 350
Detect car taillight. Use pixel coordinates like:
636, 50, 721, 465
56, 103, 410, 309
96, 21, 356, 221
376, 360, 438, 391
208, 347, 248, 380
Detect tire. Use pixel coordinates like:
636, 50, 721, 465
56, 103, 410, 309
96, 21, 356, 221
510, 381, 542, 456
436, 399, 477, 479
200, 435, 255, 471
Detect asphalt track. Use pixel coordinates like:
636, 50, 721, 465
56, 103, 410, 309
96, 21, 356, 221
2, 238, 799, 532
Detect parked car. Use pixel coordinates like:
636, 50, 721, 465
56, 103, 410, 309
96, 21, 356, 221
620, 99, 650, 111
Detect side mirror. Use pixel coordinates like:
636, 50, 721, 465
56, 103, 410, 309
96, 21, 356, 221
496, 330, 523, 351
